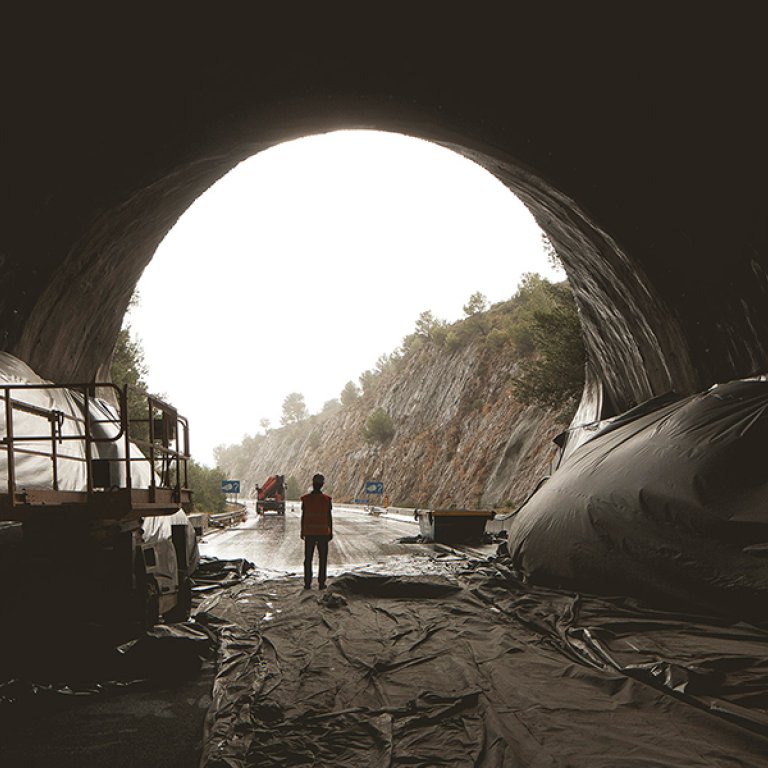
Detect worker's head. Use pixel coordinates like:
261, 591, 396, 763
312, 473, 325, 490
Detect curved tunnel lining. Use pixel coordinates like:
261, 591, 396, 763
13, 122, 694, 418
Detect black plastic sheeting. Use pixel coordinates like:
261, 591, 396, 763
194, 556, 255, 593
506, 380, 768, 620
197, 561, 768, 767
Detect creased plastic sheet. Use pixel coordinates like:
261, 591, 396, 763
193, 556, 255, 593
197, 560, 768, 768
507, 379, 768, 619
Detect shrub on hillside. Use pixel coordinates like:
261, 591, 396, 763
362, 407, 396, 444
445, 331, 462, 351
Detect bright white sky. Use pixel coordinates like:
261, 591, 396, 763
128, 130, 563, 466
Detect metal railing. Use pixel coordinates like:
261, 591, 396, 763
0, 382, 191, 515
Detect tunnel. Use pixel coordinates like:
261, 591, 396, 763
2, 10, 768, 764
2, 8, 767, 420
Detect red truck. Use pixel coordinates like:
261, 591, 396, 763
256, 474, 286, 515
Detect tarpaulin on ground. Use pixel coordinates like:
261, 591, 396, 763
198, 560, 768, 768
193, 556, 255, 592
506, 379, 768, 619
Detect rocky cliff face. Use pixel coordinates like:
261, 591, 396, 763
234, 337, 569, 510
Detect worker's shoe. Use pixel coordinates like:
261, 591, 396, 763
303, 583, 311, 590
318, 583, 327, 590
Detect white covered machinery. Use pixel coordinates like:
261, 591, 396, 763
0, 352, 198, 628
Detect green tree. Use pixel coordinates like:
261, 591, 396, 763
286, 475, 303, 500
281, 392, 308, 425
401, 333, 424, 356
413, 309, 446, 341
511, 282, 586, 410
375, 351, 402, 375
463, 291, 488, 317
321, 398, 341, 414
340, 380, 360, 406
461, 291, 489, 338
431, 324, 449, 347
415, 310, 436, 337
362, 407, 395, 444
111, 327, 148, 391
485, 327, 508, 350
110, 326, 152, 444
445, 330, 462, 351
508, 273, 557, 356
188, 460, 227, 515
359, 370, 377, 396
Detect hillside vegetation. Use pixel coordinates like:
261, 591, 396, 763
215, 274, 585, 509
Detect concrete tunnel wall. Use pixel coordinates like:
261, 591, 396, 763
2, 9, 767, 418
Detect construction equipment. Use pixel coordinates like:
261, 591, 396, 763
0, 354, 196, 630
256, 474, 286, 515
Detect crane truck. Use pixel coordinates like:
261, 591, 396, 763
255, 474, 286, 515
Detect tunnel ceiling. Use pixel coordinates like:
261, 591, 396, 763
2, 8, 767, 415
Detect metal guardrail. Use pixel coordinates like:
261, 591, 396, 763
208, 503, 247, 529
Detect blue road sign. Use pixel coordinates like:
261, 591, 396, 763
365, 481, 384, 495
221, 480, 240, 494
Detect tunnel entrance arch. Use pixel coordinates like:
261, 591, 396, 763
2, 19, 768, 762
4, 12, 767, 425
11, 115, 693, 423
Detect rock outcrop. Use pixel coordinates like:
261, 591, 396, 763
234, 339, 568, 509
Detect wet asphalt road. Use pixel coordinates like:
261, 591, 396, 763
201, 503, 436, 576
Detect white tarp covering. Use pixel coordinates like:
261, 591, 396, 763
0, 352, 87, 492
0, 351, 152, 492
85, 393, 153, 487
142, 509, 200, 596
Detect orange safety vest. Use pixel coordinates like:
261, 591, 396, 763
301, 491, 332, 536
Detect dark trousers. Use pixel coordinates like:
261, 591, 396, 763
304, 536, 329, 586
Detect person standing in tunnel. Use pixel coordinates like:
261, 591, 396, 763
301, 473, 333, 589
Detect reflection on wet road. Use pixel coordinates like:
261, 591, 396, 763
200, 504, 437, 577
